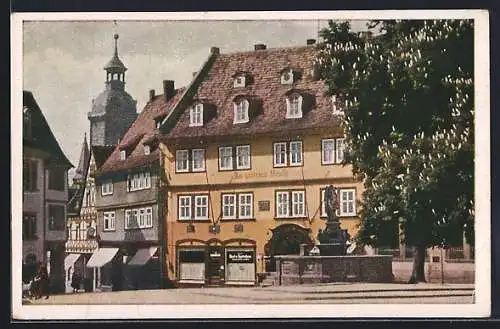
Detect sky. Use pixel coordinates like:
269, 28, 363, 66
22, 19, 369, 182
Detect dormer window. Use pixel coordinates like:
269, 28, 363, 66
234, 75, 246, 88
144, 145, 150, 155
120, 150, 126, 160
331, 95, 343, 115
281, 68, 296, 85
286, 94, 303, 119
233, 99, 249, 124
189, 103, 203, 127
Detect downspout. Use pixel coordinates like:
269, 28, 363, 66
157, 154, 166, 288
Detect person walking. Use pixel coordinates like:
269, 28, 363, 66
35, 263, 50, 299
71, 271, 81, 293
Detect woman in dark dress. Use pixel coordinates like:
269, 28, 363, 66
35, 263, 50, 299
71, 271, 81, 293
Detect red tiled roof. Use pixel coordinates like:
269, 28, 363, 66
162, 46, 341, 141
96, 88, 185, 175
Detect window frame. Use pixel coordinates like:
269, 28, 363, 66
291, 190, 306, 217
194, 195, 209, 220
233, 99, 249, 124
48, 204, 66, 231
339, 188, 356, 217
175, 149, 190, 173
127, 171, 152, 192
289, 141, 303, 166
235, 145, 251, 170
320, 188, 356, 218
101, 181, 114, 196
286, 94, 303, 119
48, 167, 65, 191
103, 211, 116, 231
191, 149, 206, 172
189, 103, 204, 127
321, 139, 336, 165
120, 150, 127, 160
23, 159, 38, 192
233, 75, 246, 88
178, 195, 192, 221
281, 69, 295, 85
221, 193, 237, 220
335, 138, 345, 164
275, 191, 290, 218
218, 146, 234, 171
321, 137, 345, 165
275, 190, 307, 219
22, 212, 37, 240
144, 145, 151, 155
238, 193, 254, 219
273, 142, 288, 168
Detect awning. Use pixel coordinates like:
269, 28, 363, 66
64, 253, 81, 270
86, 248, 119, 268
127, 247, 158, 266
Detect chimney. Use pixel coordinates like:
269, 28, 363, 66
149, 89, 155, 102
307, 38, 316, 45
163, 80, 175, 102
254, 44, 267, 51
210, 46, 220, 55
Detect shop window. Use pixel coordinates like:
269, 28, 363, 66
178, 249, 206, 282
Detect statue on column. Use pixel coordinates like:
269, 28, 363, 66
317, 185, 347, 255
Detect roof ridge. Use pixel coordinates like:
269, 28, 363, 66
218, 44, 314, 56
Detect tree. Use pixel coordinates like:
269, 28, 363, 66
314, 19, 474, 282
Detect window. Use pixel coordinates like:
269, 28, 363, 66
194, 195, 209, 220
238, 193, 253, 219
48, 167, 65, 191
218, 145, 251, 171
273, 142, 287, 167
321, 188, 356, 217
79, 222, 87, 240
276, 190, 306, 218
103, 212, 116, 231
48, 205, 65, 231
70, 223, 78, 240
176, 150, 189, 172
321, 138, 345, 165
273, 141, 303, 167
176, 149, 206, 173
289, 141, 303, 166
23, 106, 32, 138
236, 145, 251, 170
331, 95, 343, 115
23, 159, 38, 191
234, 100, 249, 124
178, 195, 209, 221
234, 75, 246, 88
336, 138, 345, 164
219, 147, 233, 171
276, 191, 290, 218
286, 95, 303, 119
101, 181, 113, 196
22, 213, 36, 240
281, 69, 294, 84
192, 149, 205, 172
189, 103, 203, 127
120, 150, 126, 160
222, 194, 236, 219
144, 145, 150, 155
340, 189, 356, 216
125, 207, 153, 229
127, 172, 151, 192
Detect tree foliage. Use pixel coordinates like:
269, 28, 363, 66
314, 20, 474, 257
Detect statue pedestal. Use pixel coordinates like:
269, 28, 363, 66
317, 221, 347, 256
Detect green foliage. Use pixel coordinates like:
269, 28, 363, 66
315, 19, 474, 250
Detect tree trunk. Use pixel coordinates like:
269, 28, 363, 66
408, 245, 427, 283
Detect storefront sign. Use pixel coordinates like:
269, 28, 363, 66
227, 250, 254, 263
209, 251, 222, 258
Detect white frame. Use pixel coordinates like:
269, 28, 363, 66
280, 68, 294, 84
222, 193, 237, 219
120, 150, 126, 160
101, 181, 114, 196
289, 140, 303, 166
291, 190, 305, 217
236, 145, 251, 169
145, 207, 153, 227
127, 171, 151, 192
191, 149, 206, 172
175, 149, 190, 173
178, 196, 192, 221
189, 103, 203, 127
125, 209, 133, 229
335, 138, 345, 164
273, 142, 287, 167
233, 99, 249, 124
144, 145, 150, 155
286, 94, 303, 119
339, 189, 356, 217
321, 139, 336, 165
103, 211, 116, 231
194, 195, 209, 220
276, 191, 290, 218
233, 75, 246, 88
219, 146, 234, 171
238, 193, 253, 219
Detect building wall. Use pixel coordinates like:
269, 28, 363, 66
45, 168, 68, 242
96, 175, 159, 208
22, 155, 45, 263
162, 132, 363, 280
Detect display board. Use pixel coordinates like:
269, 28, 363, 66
225, 249, 255, 283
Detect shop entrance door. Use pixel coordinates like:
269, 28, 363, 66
207, 246, 225, 286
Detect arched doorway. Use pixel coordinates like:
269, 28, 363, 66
264, 224, 314, 272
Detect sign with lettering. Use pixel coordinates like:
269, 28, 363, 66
258, 200, 270, 211
227, 250, 254, 263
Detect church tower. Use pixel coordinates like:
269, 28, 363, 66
87, 33, 138, 147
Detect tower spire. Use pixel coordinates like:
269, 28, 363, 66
114, 33, 119, 57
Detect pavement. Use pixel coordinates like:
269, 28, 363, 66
24, 282, 475, 305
